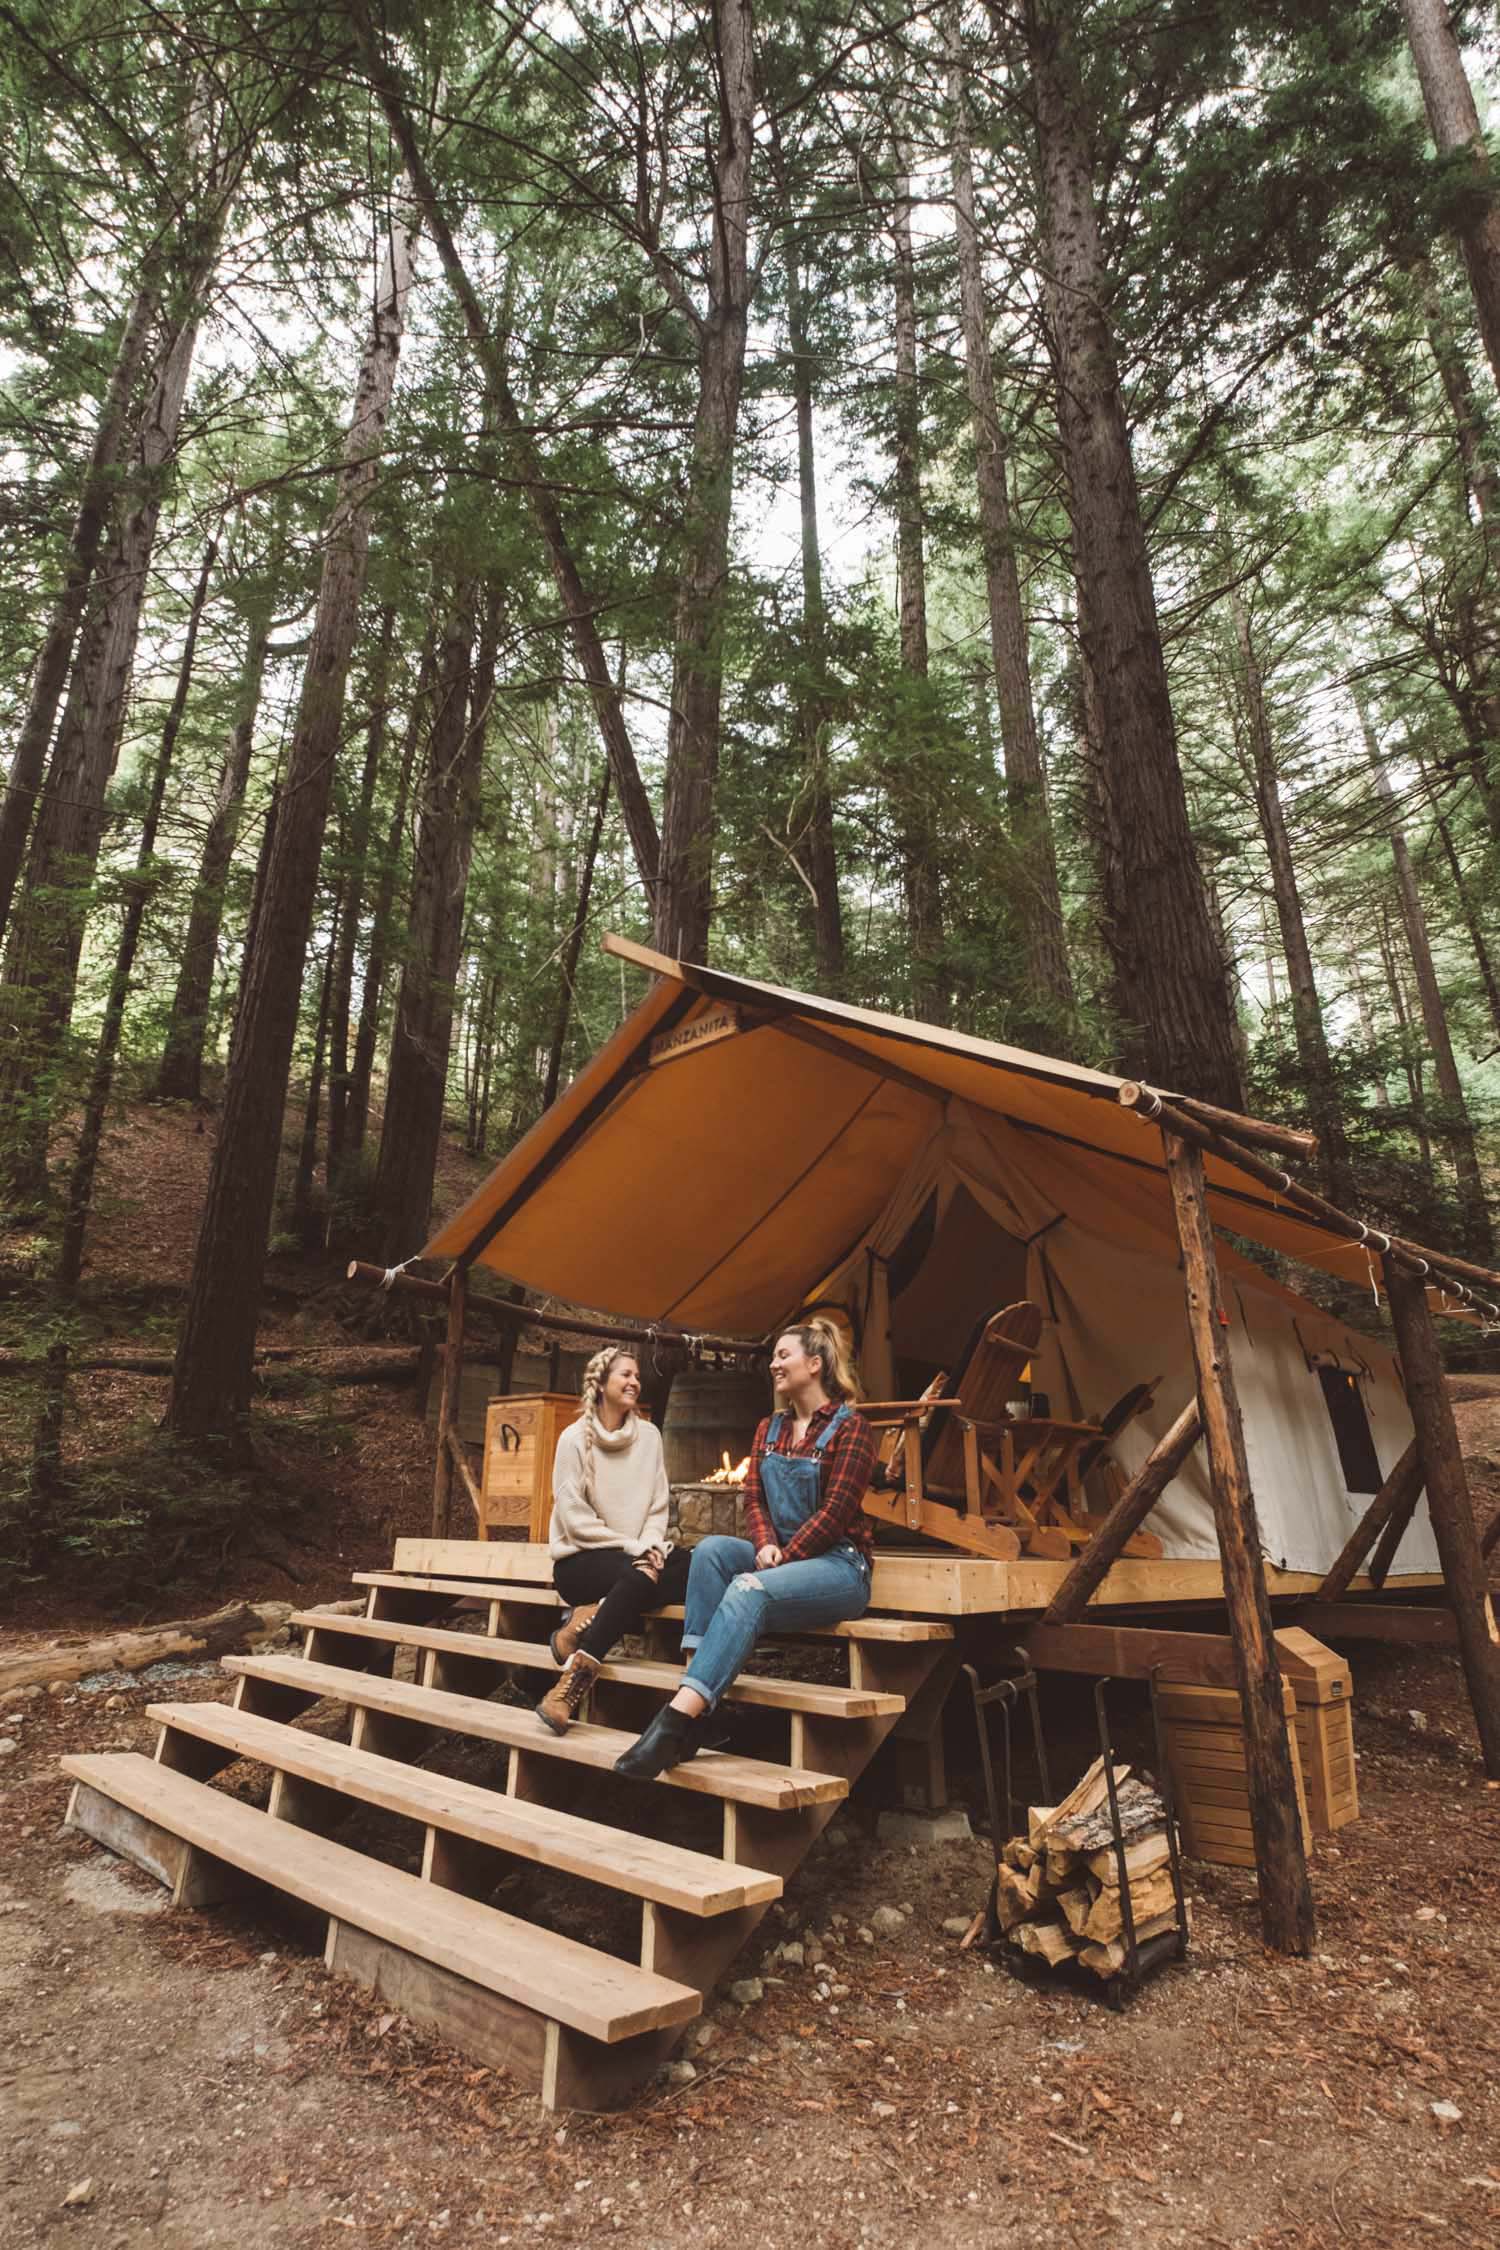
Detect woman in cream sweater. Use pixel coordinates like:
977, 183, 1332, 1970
539, 1346, 692, 1734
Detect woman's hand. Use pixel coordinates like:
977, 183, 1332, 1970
633, 1546, 665, 1580
754, 1544, 784, 1570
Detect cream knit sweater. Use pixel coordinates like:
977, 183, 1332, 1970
547, 1413, 671, 1561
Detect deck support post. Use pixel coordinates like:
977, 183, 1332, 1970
1162, 1127, 1316, 1955
1038, 1398, 1202, 1626
432, 1261, 468, 1539
1310, 1439, 1423, 1602
1382, 1255, 1500, 1773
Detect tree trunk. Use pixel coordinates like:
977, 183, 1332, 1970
1229, 589, 1353, 1205
167, 201, 420, 1443
949, 23, 1073, 1032
1421, 274, 1500, 832
346, 6, 662, 910
782, 206, 845, 992
1358, 698, 1493, 1255
1022, 0, 1243, 1108
372, 581, 493, 1260
541, 752, 612, 1113
0, 258, 165, 947
326, 601, 396, 1184
1377, 903, 1437, 1183
889, 131, 946, 1022
1421, 766, 1500, 1045
291, 911, 339, 1246
58, 538, 218, 1289
346, 625, 434, 1159
1348, 954, 1392, 1111
650, 0, 756, 961
0, 285, 213, 1204
155, 598, 273, 1101
1399, 0, 1500, 396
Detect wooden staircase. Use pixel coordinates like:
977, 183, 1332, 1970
62, 1541, 955, 2111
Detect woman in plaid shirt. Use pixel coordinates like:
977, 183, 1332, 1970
614, 1319, 876, 1778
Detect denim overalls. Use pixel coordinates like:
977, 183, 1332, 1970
677, 1405, 873, 1712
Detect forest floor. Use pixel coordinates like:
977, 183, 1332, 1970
2, 1098, 1500, 2249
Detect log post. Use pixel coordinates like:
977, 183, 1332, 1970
1163, 1128, 1316, 1954
432, 1262, 468, 1539
1039, 1398, 1202, 1626
1367, 1462, 1426, 1590
1382, 1255, 1500, 1773
1310, 1439, 1423, 1603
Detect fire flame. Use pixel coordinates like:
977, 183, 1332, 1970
702, 1451, 750, 1486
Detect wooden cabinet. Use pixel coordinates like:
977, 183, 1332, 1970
1160, 1680, 1312, 1868
479, 1395, 580, 1542
477, 1397, 656, 1543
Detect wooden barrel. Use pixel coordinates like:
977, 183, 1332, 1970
662, 1369, 768, 1486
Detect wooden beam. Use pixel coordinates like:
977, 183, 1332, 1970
1288, 1601, 1459, 1646
1163, 1126, 1316, 1955
346, 1260, 762, 1360
1125, 1087, 1500, 1303
1038, 1398, 1202, 1625
1367, 1461, 1427, 1591
1124, 1085, 1317, 1162
432, 1265, 466, 1540
1382, 1255, 1500, 1773
446, 1425, 481, 1525
1309, 1440, 1423, 1603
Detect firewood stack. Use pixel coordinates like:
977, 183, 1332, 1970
990, 1755, 1188, 1980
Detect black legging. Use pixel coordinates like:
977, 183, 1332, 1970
553, 1545, 693, 1663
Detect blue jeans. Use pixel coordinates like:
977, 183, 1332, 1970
678, 1535, 872, 1712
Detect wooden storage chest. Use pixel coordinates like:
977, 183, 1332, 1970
479, 1394, 580, 1541
1274, 1627, 1358, 1833
1160, 1679, 1312, 1869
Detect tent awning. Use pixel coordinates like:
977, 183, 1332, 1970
420, 938, 1475, 1332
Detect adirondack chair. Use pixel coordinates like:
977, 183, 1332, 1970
862, 1305, 1161, 1564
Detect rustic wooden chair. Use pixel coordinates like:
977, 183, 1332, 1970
863, 1308, 1163, 1563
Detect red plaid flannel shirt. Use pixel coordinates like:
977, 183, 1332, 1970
741, 1400, 876, 1563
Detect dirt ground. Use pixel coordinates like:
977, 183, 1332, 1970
3, 1108, 1500, 2246
3, 1578, 1499, 2248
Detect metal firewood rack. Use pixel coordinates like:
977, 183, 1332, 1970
965, 1660, 1190, 2008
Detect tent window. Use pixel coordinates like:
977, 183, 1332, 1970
1316, 1368, 1382, 1494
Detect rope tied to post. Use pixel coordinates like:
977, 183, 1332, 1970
379, 1256, 418, 1292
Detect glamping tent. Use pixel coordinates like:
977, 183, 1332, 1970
421, 938, 1448, 1586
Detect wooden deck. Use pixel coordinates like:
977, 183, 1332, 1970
392, 1537, 1441, 1618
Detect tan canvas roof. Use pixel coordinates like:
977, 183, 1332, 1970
420, 938, 1441, 1332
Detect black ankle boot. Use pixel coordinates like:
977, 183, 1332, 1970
612, 1703, 706, 1779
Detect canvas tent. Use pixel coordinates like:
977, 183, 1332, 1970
423, 938, 1440, 1582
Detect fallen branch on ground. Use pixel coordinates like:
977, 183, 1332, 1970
0, 1594, 359, 1696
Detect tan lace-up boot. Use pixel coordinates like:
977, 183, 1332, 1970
536, 1649, 600, 1736
549, 1601, 602, 1665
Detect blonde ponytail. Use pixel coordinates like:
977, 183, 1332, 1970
578, 1345, 638, 1506
783, 1316, 861, 1403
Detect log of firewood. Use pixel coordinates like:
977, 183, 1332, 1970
996, 1863, 1041, 1928
1058, 1885, 1095, 1937
1078, 1904, 1187, 1979
0, 1600, 295, 1694
1016, 1917, 1078, 1966
1081, 1866, 1178, 1945
1087, 1831, 1171, 1887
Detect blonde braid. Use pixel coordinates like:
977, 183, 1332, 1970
578, 1346, 635, 1507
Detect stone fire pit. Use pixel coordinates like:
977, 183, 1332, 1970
669, 1482, 747, 1545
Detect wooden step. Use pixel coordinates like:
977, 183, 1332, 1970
389, 1539, 978, 1617
62, 1752, 698, 2045
226, 1654, 848, 1810
148, 1701, 782, 1916
352, 1572, 954, 1641
294, 1611, 905, 1719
